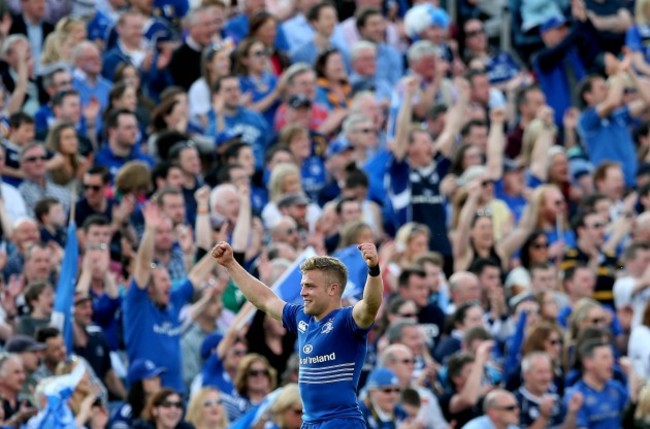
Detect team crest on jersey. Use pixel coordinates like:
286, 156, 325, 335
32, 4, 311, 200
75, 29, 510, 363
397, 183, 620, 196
321, 319, 334, 334
298, 321, 308, 333
303, 344, 313, 354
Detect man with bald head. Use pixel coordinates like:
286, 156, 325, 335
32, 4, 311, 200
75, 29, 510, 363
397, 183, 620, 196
71, 41, 112, 111
210, 184, 241, 225
447, 271, 481, 314
463, 389, 520, 429
270, 216, 301, 250
380, 344, 447, 428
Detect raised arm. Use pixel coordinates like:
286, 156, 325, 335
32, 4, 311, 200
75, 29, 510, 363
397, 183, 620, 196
497, 189, 540, 264
133, 203, 161, 289
450, 340, 493, 413
485, 107, 506, 180
188, 251, 218, 291
435, 78, 469, 158
528, 108, 556, 181
452, 183, 481, 265
389, 76, 419, 162
595, 65, 625, 118
211, 242, 286, 321
194, 186, 212, 251
352, 243, 383, 329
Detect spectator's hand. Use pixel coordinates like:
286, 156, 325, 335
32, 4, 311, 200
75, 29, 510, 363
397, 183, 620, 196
563, 107, 579, 129
358, 242, 379, 268
0, 13, 12, 37
241, 92, 252, 107
156, 45, 174, 70
604, 53, 620, 76
619, 54, 632, 75
489, 107, 507, 124
83, 97, 101, 123
440, 174, 458, 197
89, 404, 109, 429
571, 0, 587, 22
403, 76, 420, 98
539, 395, 555, 418
11, 402, 37, 425
176, 225, 194, 254
142, 49, 154, 72
624, 191, 638, 213
476, 340, 494, 362
143, 202, 163, 230
112, 194, 135, 225
454, 77, 471, 101
619, 356, 633, 376
567, 392, 583, 413
212, 94, 224, 115
194, 186, 211, 207
378, 240, 397, 263
536, 105, 555, 127
211, 241, 235, 266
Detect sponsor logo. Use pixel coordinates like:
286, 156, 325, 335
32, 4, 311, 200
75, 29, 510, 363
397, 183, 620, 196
298, 321, 308, 333
300, 352, 336, 365
303, 344, 313, 354
321, 319, 334, 334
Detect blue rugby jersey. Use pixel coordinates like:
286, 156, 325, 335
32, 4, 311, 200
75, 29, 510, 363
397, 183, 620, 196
282, 304, 370, 423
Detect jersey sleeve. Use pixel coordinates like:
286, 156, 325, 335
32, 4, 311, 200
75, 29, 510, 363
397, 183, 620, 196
578, 107, 601, 133
344, 306, 372, 338
282, 303, 301, 334
171, 278, 195, 306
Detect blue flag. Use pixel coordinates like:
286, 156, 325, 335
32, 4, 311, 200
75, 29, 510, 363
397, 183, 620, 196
270, 247, 316, 304
333, 245, 367, 301
51, 221, 78, 354
229, 389, 282, 429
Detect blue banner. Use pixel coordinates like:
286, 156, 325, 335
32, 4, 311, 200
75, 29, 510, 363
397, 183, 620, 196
333, 245, 367, 301
51, 222, 78, 354
270, 247, 317, 304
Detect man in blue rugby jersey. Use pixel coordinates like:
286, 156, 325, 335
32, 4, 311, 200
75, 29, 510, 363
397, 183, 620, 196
211, 241, 383, 428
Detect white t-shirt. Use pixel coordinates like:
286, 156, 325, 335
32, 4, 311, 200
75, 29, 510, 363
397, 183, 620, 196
613, 275, 650, 328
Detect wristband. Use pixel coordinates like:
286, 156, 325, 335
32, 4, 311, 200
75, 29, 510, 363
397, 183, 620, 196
368, 265, 380, 277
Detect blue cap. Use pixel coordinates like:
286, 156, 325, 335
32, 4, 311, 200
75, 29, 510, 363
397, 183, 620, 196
200, 332, 224, 361
128, 359, 166, 384
428, 6, 450, 29
326, 139, 352, 157
366, 367, 399, 389
540, 16, 567, 33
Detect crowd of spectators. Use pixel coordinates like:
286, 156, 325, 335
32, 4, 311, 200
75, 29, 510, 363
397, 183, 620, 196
0, 0, 650, 427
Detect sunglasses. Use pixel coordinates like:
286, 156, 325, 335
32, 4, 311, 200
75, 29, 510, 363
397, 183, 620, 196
250, 50, 266, 57
203, 399, 223, 407
289, 408, 302, 415
381, 388, 401, 394
398, 312, 417, 318
354, 128, 377, 134
398, 358, 415, 365
83, 184, 102, 192
481, 180, 494, 187
466, 29, 485, 38
248, 369, 270, 377
496, 404, 519, 411
590, 317, 606, 325
232, 349, 247, 356
286, 227, 297, 234
160, 400, 183, 409
531, 242, 548, 250
548, 339, 562, 346
23, 155, 47, 163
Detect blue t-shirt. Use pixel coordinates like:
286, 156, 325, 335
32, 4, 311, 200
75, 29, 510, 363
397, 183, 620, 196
282, 304, 369, 424
94, 145, 155, 183
563, 379, 627, 429
485, 51, 520, 85
577, 106, 637, 187
626, 25, 650, 66
239, 72, 280, 127
122, 278, 194, 393
207, 107, 271, 170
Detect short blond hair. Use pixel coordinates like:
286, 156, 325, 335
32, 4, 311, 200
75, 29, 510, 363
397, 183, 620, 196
271, 384, 302, 426
300, 256, 348, 294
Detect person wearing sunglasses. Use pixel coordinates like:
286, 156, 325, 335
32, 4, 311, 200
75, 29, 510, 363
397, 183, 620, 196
562, 210, 623, 308
359, 367, 408, 429
185, 388, 229, 429
134, 389, 192, 429
463, 389, 521, 429
225, 354, 276, 421
18, 142, 71, 219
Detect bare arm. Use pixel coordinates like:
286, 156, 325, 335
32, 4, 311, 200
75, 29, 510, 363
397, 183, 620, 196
497, 190, 539, 263
211, 242, 286, 321
596, 71, 625, 118
187, 251, 217, 291
6, 46, 27, 115
104, 370, 127, 400
485, 108, 506, 180
631, 52, 650, 77
216, 301, 257, 359
389, 76, 418, 162
528, 125, 555, 182
352, 244, 383, 329
194, 186, 212, 251
435, 78, 470, 158
231, 185, 253, 257
133, 203, 160, 289
453, 183, 481, 264
588, 9, 632, 32
247, 88, 280, 113
450, 341, 492, 413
